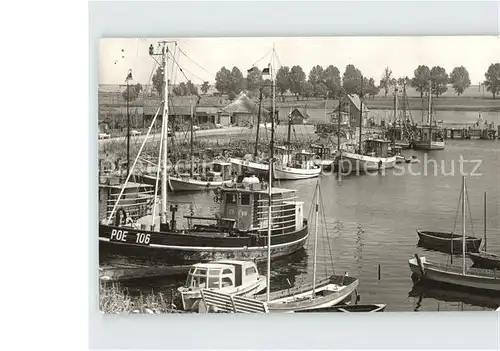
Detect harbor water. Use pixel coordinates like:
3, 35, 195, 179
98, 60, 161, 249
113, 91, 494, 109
101, 138, 500, 312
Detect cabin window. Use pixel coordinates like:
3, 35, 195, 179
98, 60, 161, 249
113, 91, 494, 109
245, 267, 257, 276
208, 277, 219, 289
185, 275, 193, 288
213, 163, 222, 173
194, 276, 207, 288
221, 277, 233, 287
241, 194, 250, 205
208, 269, 220, 276
222, 268, 232, 275
226, 193, 237, 205
195, 268, 207, 275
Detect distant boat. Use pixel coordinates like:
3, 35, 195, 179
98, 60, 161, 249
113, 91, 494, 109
405, 155, 420, 164
409, 177, 500, 293
168, 161, 235, 192
342, 139, 397, 173
469, 192, 500, 269
412, 81, 446, 151
273, 110, 321, 180
417, 230, 481, 254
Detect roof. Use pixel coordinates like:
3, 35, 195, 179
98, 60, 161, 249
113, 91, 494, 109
191, 263, 234, 270
290, 108, 311, 120
221, 92, 269, 115
212, 260, 254, 267
331, 94, 370, 114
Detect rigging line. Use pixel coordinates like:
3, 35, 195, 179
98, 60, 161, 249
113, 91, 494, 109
465, 181, 475, 235
251, 48, 273, 68
178, 47, 216, 77
170, 42, 178, 83
169, 50, 205, 84
319, 188, 335, 273
451, 187, 462, 234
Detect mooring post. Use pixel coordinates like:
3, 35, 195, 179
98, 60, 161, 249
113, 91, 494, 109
378, 264, 381, 280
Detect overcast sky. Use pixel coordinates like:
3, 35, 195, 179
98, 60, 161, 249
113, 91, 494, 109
99, 37, 500, 86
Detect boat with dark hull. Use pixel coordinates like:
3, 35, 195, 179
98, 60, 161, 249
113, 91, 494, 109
99, 177, 309, 265
417, 230, 481, 254
469, 252, 500, 270
296, 303, 386, 313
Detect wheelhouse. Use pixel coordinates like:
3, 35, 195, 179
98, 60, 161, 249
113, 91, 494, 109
363, 139, 391, 158
219, 176, 305, 234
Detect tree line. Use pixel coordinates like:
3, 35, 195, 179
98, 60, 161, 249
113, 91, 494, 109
146, 62, 500, 101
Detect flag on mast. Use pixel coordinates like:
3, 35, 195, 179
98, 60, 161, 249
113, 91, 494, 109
262, 65, 271, 77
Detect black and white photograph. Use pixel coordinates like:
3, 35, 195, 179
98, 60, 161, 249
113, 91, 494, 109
98, 36, 500, 314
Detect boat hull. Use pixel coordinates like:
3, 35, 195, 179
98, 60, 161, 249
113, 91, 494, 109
412, 141, 445, 150
469, 251, 500, 270
417, 230, 482, 254
409, 257, 500, 292
168, 176, 233, 192
257, 275, 359, 312
340, 153, 396, 173
229, 158, 269, 175
99, 223, 309, 265
297, 303, 386, 313
273, 166, 322, 180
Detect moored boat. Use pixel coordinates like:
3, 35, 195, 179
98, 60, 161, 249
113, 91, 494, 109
341, 139, 397, 173
178, 260, 267, 311
417, 230, 482, 254
168, 161, 235, 192
296, 303, 386, 313
409, 177, 500, 293
469, 252, 500, 270
273, 150, 322, 180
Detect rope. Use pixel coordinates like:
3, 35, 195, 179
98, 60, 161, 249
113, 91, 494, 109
319, 188, 335, 275
451, 188, 462, 234
465, 181, 475, 236
178, 47, 216, 78
251, 48, 273, 68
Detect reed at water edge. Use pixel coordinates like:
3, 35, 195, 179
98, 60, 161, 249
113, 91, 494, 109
99, 281, 181, 314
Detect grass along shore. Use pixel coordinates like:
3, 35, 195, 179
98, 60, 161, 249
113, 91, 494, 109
99, 281, 182, 314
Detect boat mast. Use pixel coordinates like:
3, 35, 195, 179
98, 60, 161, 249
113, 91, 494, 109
266, 47, 276, 303
126, 70, 131, 177
161, 43, 170, 225
254, 89, 263, 158
312, 181, 320, 297
286, 108, 292, 164
428, 80, 432, 125
190, 97, 194, 177
358, 76, 363, 154
483, 191, 487, 251
337, 92, 342, 181
462, 176, 466, 274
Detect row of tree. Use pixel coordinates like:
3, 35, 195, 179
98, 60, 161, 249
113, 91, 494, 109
148, 62, 500, 101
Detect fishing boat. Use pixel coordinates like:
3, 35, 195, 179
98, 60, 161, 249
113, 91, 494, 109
168, 161, 235, 192
310, 143, 335, 171
409, 177, 500, 293
469, 192, 500, 269
391, 145, 405, 164
341, 139, 397, 173
417, 230, 481, 254
177, 260, 267, 311
273, 110, 322, 180
166, 97, 236, 192
256, 180, 359, 312
412, 81, 445, 150
229, 90, 271, 176
386, 83, 414, 149
340, 77, 396, 173
99, 42, 309, 265
296, 303, 386, 313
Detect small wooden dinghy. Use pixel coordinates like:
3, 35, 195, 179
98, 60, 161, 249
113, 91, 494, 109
469, 252, 500, 270
296, 303, 386, 313
417, 230, 481, 253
